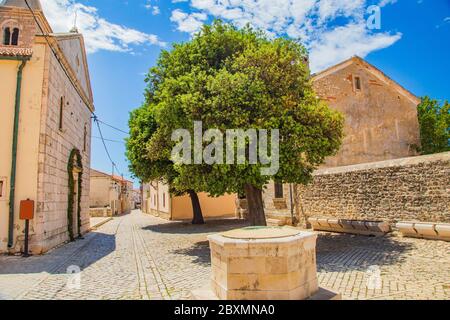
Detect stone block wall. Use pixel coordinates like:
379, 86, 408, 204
263, 183, 294, 224
32, 41, 92, 253
89, 207, 112, 218
294, 153, 450, 226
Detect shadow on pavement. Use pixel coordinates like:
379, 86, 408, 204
168, 229, 416, 271
0, 232, 116, 275
142, 218, 250, 235
316, 232, 415, 272
171, 240, 211, 266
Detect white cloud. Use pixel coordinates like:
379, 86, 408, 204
144, 0, 161, 15
152, 6, 161, 15
378, 0, 397, 7
170, 0, 402, 72
41, 0, 165, 54
170, 9, 207, 34
309, 23, 401, 72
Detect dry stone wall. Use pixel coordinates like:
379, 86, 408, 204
296, 153, 450, 226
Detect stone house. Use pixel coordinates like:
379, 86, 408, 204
262, 56, 421, 225
0, 0, 94, 253
142, 181, 237, 221
89, 169, 134, 217
132, 188, 142, 209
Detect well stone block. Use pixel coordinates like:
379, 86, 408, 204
208, 227, 319, 300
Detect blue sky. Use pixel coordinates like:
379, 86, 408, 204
40, 0, 450, 186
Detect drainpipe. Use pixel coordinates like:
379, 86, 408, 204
6, 57, 28, 249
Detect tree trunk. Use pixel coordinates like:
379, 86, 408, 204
244, 184, 267, 226
188, 190, 205, 225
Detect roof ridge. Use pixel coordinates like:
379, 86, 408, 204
312, 56, 420, 105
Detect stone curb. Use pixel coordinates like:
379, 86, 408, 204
90, 217, 113, 230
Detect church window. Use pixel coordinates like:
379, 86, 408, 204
274, 182, 284, 199
3, 27, 10, 45
83, 124, 88, 152
59, 97, 64, 131
354, 76, 362, 91
11, 28, 19, 45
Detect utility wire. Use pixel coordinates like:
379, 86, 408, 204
94, 116, 123, 178
92, 136, 125, 144
96, 119, 129, 135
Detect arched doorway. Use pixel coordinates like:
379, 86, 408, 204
67, 148, 83, 241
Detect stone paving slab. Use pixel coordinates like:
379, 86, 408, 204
0, 210, 448, 300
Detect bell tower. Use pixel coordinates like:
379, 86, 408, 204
0, 0, 45, 51
2, 0, 42, 11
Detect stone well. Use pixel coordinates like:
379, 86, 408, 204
207, 226, 319, 300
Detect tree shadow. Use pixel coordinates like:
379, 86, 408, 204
142, 218, 250, 235
0, 232, 116, 275
171, 240, 211, 267
315, 232, 415, 272
168, 231, 417, 272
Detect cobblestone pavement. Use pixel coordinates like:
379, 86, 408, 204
0, 210, 448, 300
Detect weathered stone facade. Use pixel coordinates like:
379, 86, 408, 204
262, 56, 425, 226
0, 1, 94, 253
142, 181, 237, 221
312, 56, 420, 168
90, 169, 134, 216
32, 37, 93, 252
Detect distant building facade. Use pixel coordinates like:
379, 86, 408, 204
262, 56, 421, 224
90, 169, 133, 216
132, 188, 141, 209
0, 0, 94, 253
142, 182, 237, 221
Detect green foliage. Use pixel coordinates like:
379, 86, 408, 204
67, 148, 82, 241
127, 20, 344, 198
126, 104, 181, 193
416, 96, 450, 155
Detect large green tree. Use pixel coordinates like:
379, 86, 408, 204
126, 104, 205, 224
416, 96, 450, 155
131, 21, 344, 226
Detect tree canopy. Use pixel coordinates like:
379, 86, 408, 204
416, 96, 450, 155
127, 21, 344, 225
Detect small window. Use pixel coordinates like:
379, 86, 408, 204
163, 193, 166, 207
274, 182, 284, 199
0, 180, 4, 198
3, 27, 10, 45
11, 28, 19, 46
354, 76, 362, 91
83, 124, 87, 152
154, 194, 156, 205
59, 97, 64, 130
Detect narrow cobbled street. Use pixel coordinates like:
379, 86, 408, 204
0, 210, 448, 300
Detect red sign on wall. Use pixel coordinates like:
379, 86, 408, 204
20, 199, 35, 220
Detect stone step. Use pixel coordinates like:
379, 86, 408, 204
267, 218, 285, 226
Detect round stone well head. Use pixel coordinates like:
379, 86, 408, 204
207, 226, 318, 300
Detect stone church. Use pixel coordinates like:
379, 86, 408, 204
0, 0, 94, 253
262, 56, 421, 224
